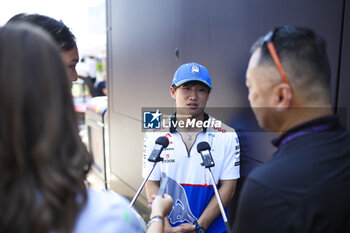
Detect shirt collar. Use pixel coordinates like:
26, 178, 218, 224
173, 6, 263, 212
272, 115, 341, 148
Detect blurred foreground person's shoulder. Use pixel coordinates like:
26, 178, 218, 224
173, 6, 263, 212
73, 189, 145, 233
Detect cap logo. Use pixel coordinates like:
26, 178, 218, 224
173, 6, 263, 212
191, 65, 200, 74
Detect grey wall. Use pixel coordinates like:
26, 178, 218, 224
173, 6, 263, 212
106, 0, 349, 219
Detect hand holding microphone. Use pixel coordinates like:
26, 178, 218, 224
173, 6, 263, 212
146, 166, 172, 231
149, 193, 173, 219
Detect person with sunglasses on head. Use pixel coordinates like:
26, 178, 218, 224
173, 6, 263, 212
0, 23, 174, 233
7, 13, 80, 82
233, 26, 350, 232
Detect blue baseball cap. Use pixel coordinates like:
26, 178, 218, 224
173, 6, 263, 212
172, 63, 213, 89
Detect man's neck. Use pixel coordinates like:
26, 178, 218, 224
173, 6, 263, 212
278, 106, 333, 133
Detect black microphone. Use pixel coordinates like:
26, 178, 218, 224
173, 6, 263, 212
130, 136, 169, 207
148, 136, 169, 162
197, 142, 215, 168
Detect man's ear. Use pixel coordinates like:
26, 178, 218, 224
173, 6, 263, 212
170, 86, 176, 100
275, 83, 292, 111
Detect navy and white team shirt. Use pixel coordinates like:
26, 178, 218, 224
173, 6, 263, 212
142, 114, 240, 233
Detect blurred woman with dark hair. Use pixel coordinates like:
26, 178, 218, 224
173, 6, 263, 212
0, 23, 172, 233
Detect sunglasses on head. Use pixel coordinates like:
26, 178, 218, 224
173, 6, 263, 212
263, 28, 290, 85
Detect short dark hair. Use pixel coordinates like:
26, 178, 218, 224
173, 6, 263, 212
172, 81, 211, 94
7, 13, 76, 51
251, 26, 331, 102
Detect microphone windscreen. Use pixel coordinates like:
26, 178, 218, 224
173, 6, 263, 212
197, 141, 211, 152
155, 136, 169, 148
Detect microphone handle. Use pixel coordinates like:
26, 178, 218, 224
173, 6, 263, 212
208, 168, 232, 233
129, 163, 157, 207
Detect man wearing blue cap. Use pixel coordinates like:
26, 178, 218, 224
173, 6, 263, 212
143, 63, 240, 233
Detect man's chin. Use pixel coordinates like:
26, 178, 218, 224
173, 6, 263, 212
256, 116, 282, 133
177, 108, 204, 119
253, 108, 273, 131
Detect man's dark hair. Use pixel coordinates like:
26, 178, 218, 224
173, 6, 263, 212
172, 81, 211, 94
7, 13, 76, 51
251, 26, 331, 102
